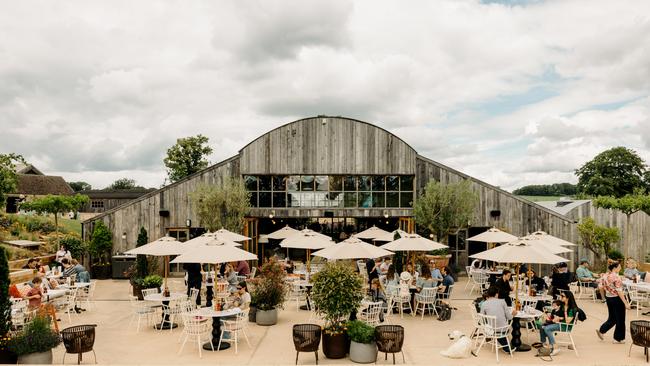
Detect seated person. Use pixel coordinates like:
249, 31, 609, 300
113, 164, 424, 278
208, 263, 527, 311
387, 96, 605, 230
22, 258, 38, 270
224, 263, 239, 290
437, 266, 455, 299
415, 264, 436, 291
233, 281, 251, 310
494, 269, 513, 306
402, 263, 419, 282
550, 262, 571, 298
429, 260, 443, 281
527, 269, 548, 294
576, 260, 599, 287
236, 260, 250, 276
385, 264, 399, 287
366, 278, 387, 322
480, 286, 515, 353
624, 258, 647, 281
25, 276, 43, 309
537, 292, 578, 356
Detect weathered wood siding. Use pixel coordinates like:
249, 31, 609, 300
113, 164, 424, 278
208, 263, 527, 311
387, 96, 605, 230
240, 117, 417, 175
416, 156, 577, 241
567, 202, 650, 262
82, 157, 240, 253
81, 198, 136, 213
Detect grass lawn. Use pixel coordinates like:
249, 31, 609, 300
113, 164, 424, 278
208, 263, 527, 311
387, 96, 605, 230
516, 195, 563, 202
59, 217, 82, 235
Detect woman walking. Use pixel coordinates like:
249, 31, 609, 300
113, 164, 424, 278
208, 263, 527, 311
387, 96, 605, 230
596, 261, 631, 344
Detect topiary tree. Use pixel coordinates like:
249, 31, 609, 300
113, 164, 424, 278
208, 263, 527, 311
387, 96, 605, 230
0, 246, 11, 340
89, 221, 112, 265
136, 227, 148, 278
311, 262, 364, 335
593, 193, 650, 259
59, 235, 86, 259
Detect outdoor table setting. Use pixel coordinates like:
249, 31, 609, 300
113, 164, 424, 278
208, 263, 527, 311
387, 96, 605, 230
508, 306, 543, 352
192, 306, 242, 351
144, 292, 187, 330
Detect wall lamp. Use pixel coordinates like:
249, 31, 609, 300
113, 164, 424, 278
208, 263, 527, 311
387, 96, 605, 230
186, 219, 192, 227
269, 210, 275, 219
383, 210, 389, 219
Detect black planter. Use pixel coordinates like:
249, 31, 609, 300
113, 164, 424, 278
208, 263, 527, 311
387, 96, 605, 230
0, 348, 18, 364
249, 305, 257, 322
322, 332, 348, 359
91, 264, 111, 279
131, 283, 143, 300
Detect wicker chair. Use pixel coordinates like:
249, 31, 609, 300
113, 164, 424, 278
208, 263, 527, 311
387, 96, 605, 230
292, 324, 321, 365
61, 324, 97, 364
630, 320, 650, 363
375, 325, 405, 364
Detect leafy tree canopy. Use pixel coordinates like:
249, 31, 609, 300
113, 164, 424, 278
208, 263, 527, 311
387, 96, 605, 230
576, 217, 620, 263
575, 147, 649, 198
89, 221, 112, 264
163, 134, 213, 183
21, 194, 89, 247
105, 178, 146, 190
513, 183, 577, 196
190, 178, 250, 232
0, 153, 25, 208
67, 181, 92, 192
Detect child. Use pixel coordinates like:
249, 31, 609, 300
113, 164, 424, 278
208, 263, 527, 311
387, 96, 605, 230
542, 300, 564, 326
25, 276, 43, 309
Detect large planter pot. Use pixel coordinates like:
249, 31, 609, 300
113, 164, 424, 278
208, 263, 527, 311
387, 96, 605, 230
132, 283, 143, 300
426, 254, 451, 269
255, 308, 277, 326
322, 332, 347, 359
0, 348, 18, 364
249, 305, 257, 322
91, 264, 111, 279
17, 350, 52, 364
349, 341, 377, 363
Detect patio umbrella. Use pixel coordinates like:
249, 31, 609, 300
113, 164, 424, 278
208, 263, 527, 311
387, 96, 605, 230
125, 236, 184, 294
373, 229, 410, 242
212, 228, 251, 242
529, 231, 577, 247
266, 225, 300, 240
355, 225, 393, 240
521, 235, 572, 255
467, 227, 518, 243
312, 236, 394, 260
170, 237, 257, 264
183, 232, 242, 248
280, 229, 334, 271
380, 234, 447, 270
470, 238, 569, 304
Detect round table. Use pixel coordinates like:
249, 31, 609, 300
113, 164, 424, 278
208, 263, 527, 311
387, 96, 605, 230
510, 308, 543, 352
144, 292, 186, 330
193, 307, 242, 351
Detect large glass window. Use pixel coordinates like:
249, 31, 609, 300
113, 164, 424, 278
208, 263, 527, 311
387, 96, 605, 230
244, 174, 415, 209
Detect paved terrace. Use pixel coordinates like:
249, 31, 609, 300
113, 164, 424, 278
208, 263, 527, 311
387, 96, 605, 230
52, 278, 649, 365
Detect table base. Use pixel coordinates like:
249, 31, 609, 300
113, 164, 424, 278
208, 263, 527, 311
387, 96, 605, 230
202, 341, 230, 351
154, 323, 178, 330
515, 344, 532, 352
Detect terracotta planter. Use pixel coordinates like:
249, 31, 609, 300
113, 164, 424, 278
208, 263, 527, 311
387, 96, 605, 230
425, 254, 451, 269
17, 350, 52, 364
322, 332, 348, 359
256, 308, 277, 326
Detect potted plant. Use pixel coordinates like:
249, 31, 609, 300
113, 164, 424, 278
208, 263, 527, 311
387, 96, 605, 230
347, 320, 377, 363
311, 262, 364, 359
8, 315, 61, 364
0, 246, 17, 364
252, 259, 286, 325
141, 274, 163, 293
425, 248, 451, 268
88, 221, 112, 279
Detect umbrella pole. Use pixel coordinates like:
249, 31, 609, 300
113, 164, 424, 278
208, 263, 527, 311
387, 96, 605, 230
515, 264, 520, 310
528, 263, 533, 296
164, 255, 169, 295
307, 249, 311, 274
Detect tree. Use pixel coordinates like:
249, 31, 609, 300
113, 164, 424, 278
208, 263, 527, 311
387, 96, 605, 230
163, 135, 213, 183
513, 183, 577, 196
20, 194, 89, 247
593, 193, 650, 259
0, 153, 25, 209
0, 246, 11, 338
136, 227, 148, 278
89, 221, 112, 265
67, 181, 92, 192
575, 147, 648, 198
190, 178, 250, 232
577, 217, 620, 265
107, 178, 139, 190
413, 180, 478, 243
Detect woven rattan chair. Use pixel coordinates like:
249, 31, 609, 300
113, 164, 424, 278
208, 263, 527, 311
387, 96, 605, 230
630, 320, 650, 363
375, 325, 405, 364
292, 324, 321, 365
61, 324, 97, 364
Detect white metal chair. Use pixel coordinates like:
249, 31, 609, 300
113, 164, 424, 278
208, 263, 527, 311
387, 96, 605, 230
178, 313, 213, 358
469, 271, 488, 295
161, 299, 185, 333
414, 287, 438, 319
128, 295, 156, 332
56, 288, 78, 323
468, 303, 483, 341
218, 310, 251, 354
628, 285, 650, 317
10, 299, 29, 331
358, 301, 383, 326
464, 266, 473, 290
248, 267, 257, 278
288, 282, 306, 311
189, 288, 200, 308
475, 313, 513, 362
387, 284, 411, 319
577, 279, 597, 302
552, 316, 579, 356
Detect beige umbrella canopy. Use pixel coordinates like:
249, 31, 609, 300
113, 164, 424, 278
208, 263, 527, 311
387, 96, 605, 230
312, 236, 394, 260
529, 231, 577, 247
470, 239, 569, 264
280, 229, 334, 249
521, 235, 572, 255
170, 238, 257, 264
467, 227, 518, 243
212, 228, 251, 242
355, 225, 393, 240
379, 234, 448, 252
373, 229, 410, 242
266, 225, 300, 240
124, 236, 184, 294
183, 232, 242, 248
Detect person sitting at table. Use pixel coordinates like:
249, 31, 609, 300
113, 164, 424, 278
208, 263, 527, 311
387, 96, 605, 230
224, 263, 239, 290
25, 276, 43, 309
233, 281, 251, 310
577, 260, 599, 287
480, 286, 515, 353
537, 291, 578, 356
527, 269, 548, 294
403, 263, 419, 280
624, 258, 647, 281
550, 262, 571, 298
54, 244, 71, 268
236, 260, 250, 276
428, 260, 443, 281
385, 264, 399, 287
494, 269, 513, 306
438, 266, 455, 299
379, 257, 391, 275
22, 258, 38, 270
367, 278, 387, 322
416, 264, 436, 292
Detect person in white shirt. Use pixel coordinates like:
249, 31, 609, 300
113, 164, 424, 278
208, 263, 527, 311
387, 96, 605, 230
235, 281, 251, 310
55, 245, 71, 266
379, 258, 391, 275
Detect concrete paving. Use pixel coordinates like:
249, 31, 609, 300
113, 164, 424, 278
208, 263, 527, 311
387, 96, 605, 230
51, 278, 650, 365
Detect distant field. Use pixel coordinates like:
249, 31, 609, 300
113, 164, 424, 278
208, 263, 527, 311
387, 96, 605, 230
60, 218, 82, 235
516, 195, 562, 202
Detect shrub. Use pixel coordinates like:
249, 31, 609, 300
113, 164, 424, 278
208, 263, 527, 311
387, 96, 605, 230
89, 221, 112, 265
8, 315, 61, 355
136, 227, 148, 278
311, 262, 364, 335
59, 235, 85, 258
347, 320, 375, 344
0, 215, 14, 230
251, 259, 287, 311
142, 274, 163, 289
607, 249, 624, 262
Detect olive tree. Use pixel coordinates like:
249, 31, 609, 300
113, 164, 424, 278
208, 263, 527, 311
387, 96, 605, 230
190, 178, 250, 232
593, 193, 650, 259
577, 217, 620, 265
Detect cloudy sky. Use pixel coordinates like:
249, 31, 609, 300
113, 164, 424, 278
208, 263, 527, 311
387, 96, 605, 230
1, 0, 649, 191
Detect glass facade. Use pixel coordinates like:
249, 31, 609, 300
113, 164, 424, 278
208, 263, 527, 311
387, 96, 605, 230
244, 175, 415, 209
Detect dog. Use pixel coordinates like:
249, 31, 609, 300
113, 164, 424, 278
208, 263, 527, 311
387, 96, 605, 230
439, 330, 476, 359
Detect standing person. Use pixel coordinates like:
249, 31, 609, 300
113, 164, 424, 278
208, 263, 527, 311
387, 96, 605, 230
25, 276, 43, 309
236, 260, 250, 276
480, 286, 516, 353
494, 269, 513, 307
183, 263, 202, 306
596, 261, 631, 344
379, 257, 391, 275
366, 257, 379, 284
551, 263, 571, 298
